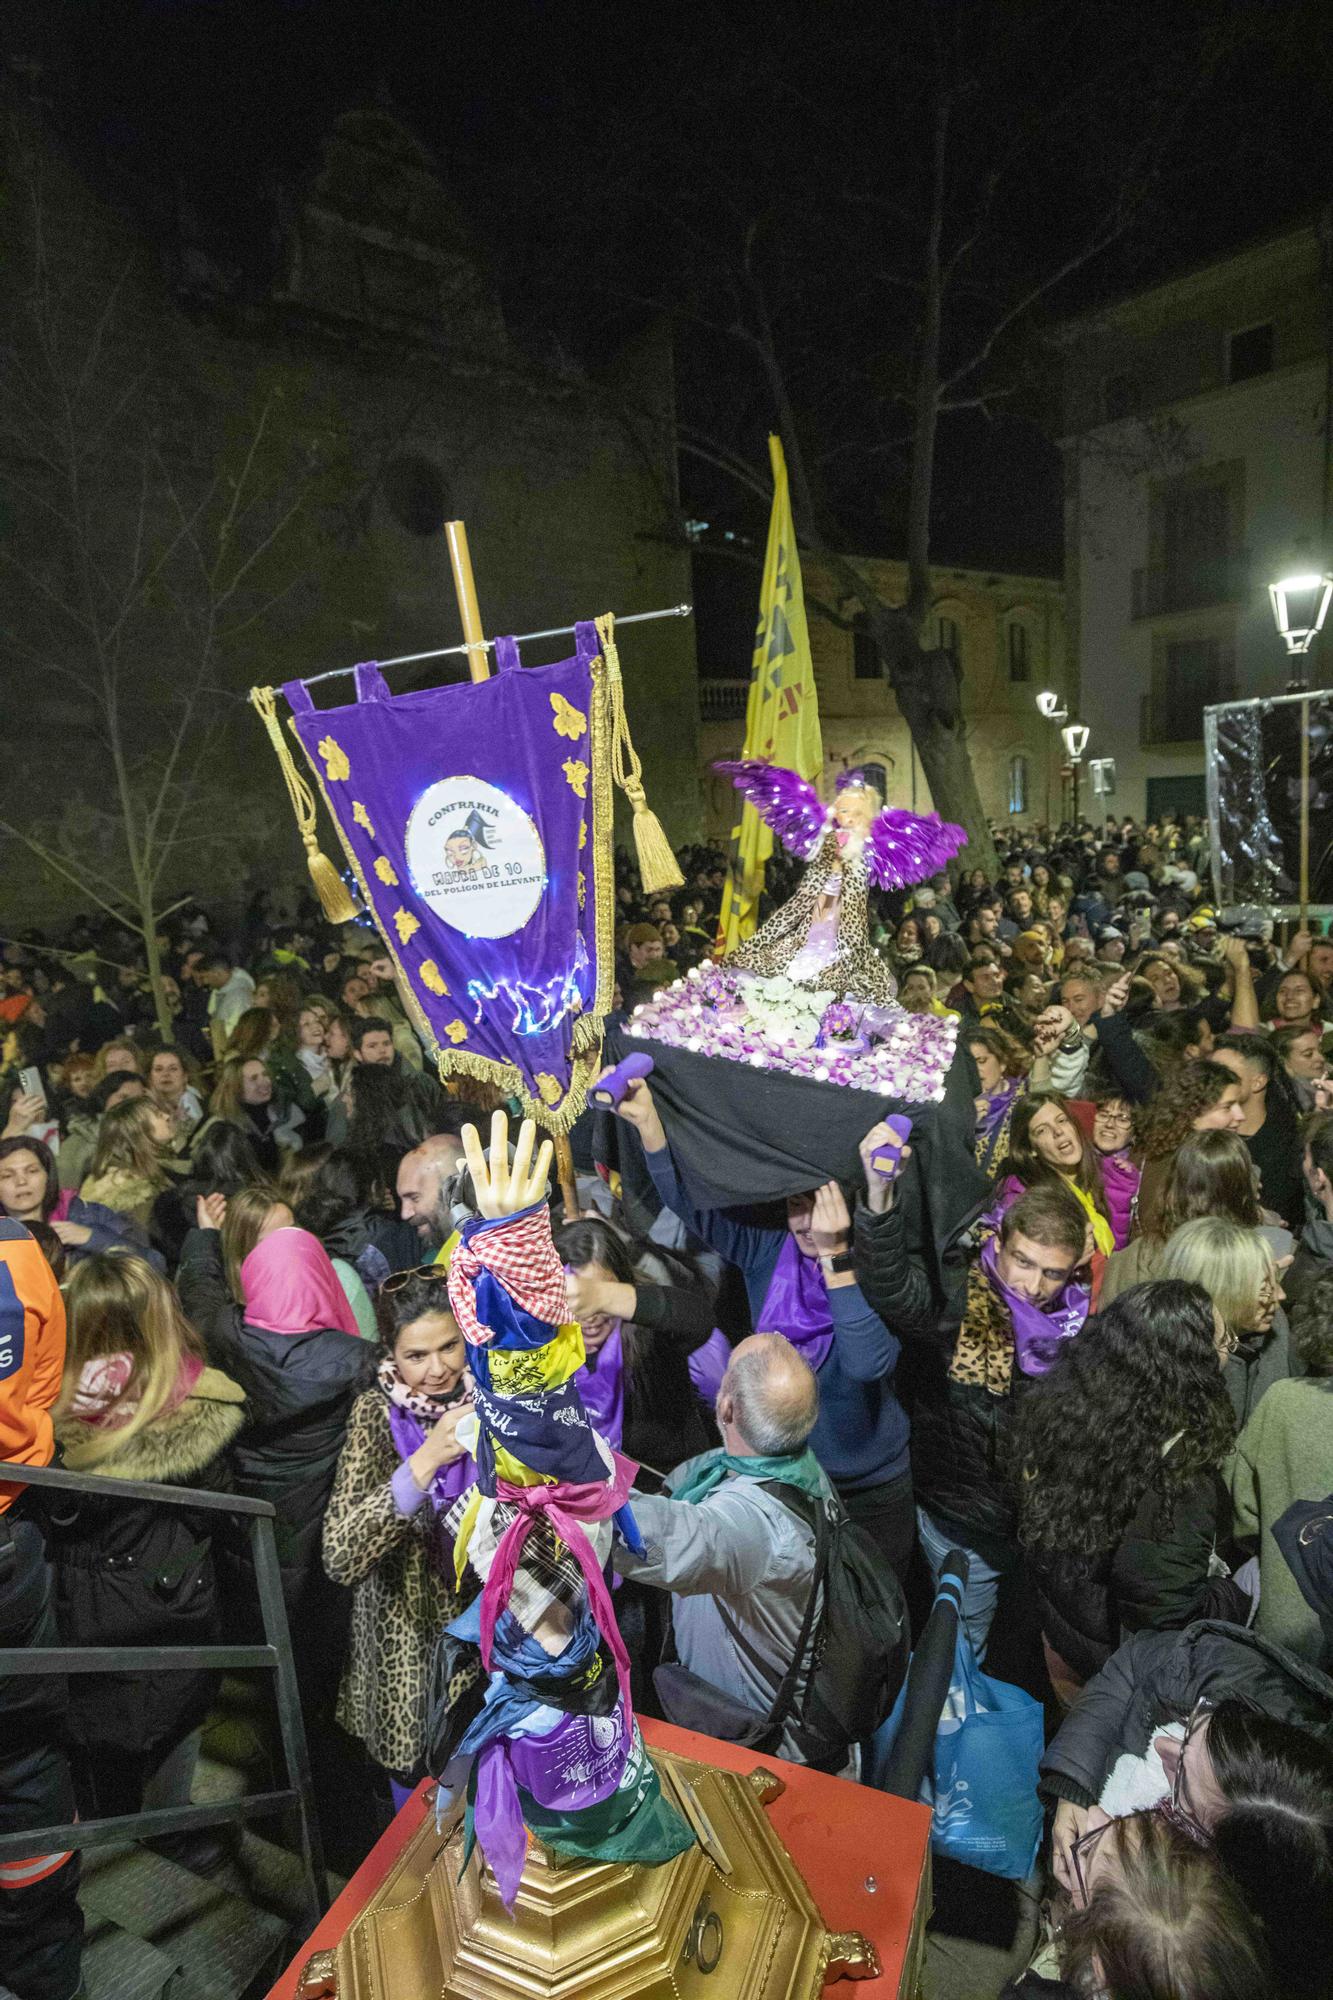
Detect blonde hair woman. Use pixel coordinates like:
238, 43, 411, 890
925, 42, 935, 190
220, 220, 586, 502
1159, 1217, 1292, 1426
80, 1095, 179, 1233
51, 1252, 244, 1827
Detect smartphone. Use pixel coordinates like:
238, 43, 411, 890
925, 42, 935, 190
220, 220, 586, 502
18, 1065, 46, 1108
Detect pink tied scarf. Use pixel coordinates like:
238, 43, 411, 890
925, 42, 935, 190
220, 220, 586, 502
479, 1451, 639, 1725
240, 1227, 362, 1339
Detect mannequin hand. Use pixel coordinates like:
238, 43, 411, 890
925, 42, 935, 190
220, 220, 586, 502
461, 1111, 554, 1219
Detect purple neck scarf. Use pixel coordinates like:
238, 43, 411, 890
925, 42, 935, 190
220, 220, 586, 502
384, 1398, 475, 1506
1098, 1147, 1140, 1250
979, 1079, 1021, 1143
758, 1234, 834, 1372
980, 1235, 1089, 1378
577, 1326, 626, 1450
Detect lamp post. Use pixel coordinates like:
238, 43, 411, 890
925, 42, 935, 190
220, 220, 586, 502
1036, 690, 1067, 828
1268, 555, 1332, 924
1062, 721, 1090, 830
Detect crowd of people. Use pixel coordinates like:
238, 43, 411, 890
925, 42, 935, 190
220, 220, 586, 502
1, 806, 1332, 2000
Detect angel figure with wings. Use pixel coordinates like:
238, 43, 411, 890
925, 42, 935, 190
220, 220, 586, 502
718, 760, 967, 1007
625, 761, 967, 1095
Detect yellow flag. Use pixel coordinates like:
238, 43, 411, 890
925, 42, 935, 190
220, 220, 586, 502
718, 435, 824, 951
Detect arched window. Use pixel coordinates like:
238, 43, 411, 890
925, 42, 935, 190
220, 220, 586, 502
1008, 622, 1030, 683
1008, 754, 1029, 817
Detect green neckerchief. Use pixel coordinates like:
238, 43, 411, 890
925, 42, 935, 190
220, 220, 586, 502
671, 1445, 826, 1506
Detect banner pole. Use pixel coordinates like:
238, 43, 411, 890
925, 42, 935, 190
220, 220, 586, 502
444, 520, 489, 685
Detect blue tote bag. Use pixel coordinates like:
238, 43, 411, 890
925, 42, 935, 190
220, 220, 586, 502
868, 1572, 1044, 1880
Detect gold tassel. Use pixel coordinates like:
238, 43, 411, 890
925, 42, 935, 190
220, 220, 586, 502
248, 686, 359, 923
597, 613, 684, 895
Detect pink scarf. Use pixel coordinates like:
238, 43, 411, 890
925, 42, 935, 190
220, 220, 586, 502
479, 1453, 639, 1725
69, 1350, 205, 1429
240, 1227, 361, 1339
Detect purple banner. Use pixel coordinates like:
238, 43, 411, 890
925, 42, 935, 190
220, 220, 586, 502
283, 624, 612, 1126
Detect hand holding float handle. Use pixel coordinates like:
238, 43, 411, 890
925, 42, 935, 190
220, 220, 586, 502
591, 1052, 655, 1107
460, 1110, 555, 1220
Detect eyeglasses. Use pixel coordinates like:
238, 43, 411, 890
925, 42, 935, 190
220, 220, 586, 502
1070, 1816, 1115, 1909
380, 1263, 450, 1295
1093, 1108, 1133, 1130
1159, 1698, 1213, 1846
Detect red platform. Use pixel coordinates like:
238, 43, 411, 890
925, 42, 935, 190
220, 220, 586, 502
266, 1718, 933, 1999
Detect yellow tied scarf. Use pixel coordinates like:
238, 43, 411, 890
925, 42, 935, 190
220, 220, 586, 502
1063, 1176, 1114, 1256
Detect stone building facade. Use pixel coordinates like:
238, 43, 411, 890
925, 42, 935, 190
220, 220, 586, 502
1058, 223, 1331, 822
1, 103, 700, 926
698, 556, 1069, 836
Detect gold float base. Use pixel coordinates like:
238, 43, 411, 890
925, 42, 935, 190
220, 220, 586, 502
299, 1746, 878, 2000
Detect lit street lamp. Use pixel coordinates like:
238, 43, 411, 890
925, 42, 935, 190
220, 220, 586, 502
1269, 564, 1332, 667
1062, 721, 1090, 828
1268, 553, 1331, 924
1035, 691, 1068, 825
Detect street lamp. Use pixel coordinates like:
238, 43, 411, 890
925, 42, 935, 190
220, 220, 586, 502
1035, 691, 1069, 825
1269, 565, 1332, 661
1062, 721, 1090, 828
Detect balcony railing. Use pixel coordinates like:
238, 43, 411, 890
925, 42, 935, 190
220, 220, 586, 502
699, 679, 751, 723
1131, 554, 1249, 620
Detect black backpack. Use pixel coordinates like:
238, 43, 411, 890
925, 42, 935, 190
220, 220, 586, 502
765, 1482, 910, 1767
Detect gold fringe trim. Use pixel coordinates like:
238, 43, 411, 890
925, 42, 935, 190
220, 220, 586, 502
598, 613, 684, 895
249, 687, 358, 922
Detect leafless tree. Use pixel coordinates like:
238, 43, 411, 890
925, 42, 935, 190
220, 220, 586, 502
0, 121, 314, 1035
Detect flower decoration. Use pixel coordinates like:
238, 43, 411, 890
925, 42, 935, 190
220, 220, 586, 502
578, 819, 588, 851
578, 871, 587, 910
352, 800, 375, 837
317, 736, 350, 781
550, 692, 588, 741
373, 856, 399, 887
536, 1072, 564, 1106
392, 908, 420, 946
443, 1018, 469, 1044
562, 757, 590, 799
821, 1001, 862, 1042
419, 960, 449, 996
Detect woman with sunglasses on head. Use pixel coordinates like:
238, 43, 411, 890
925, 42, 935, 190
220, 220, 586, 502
1013, 1279, 1251, 1703
323, 1268, 476, 1813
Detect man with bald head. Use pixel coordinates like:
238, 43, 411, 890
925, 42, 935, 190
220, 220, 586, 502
397, 1131, 470, 1256
612, 1335, 836, 1764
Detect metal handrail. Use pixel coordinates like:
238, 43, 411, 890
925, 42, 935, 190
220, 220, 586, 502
0, 1455, 328, 1929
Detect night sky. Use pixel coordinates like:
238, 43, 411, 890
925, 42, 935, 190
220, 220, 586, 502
13, 0, 1333, 620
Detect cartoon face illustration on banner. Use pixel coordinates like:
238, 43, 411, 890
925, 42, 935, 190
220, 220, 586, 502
404, 776, 547, 939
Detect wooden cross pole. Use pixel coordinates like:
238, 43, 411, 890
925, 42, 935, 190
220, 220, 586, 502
441, 519, 580, 1219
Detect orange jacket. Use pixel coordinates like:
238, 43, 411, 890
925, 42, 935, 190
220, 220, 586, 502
0, 1219, 66, 1513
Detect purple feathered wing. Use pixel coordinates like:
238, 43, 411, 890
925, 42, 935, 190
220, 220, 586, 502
865, 808, 968, 890
712, 759, 827, 860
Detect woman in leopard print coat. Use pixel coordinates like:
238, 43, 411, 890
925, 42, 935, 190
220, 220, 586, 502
322, 1270, 476, 1798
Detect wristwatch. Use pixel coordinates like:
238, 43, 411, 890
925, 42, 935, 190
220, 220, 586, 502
821, 1249, 856, 1275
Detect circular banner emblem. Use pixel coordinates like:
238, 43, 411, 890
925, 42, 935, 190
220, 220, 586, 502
404, 777, 546, 939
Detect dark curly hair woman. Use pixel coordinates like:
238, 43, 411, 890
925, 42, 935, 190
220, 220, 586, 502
1012, 1279, 1250, 1699
1133, 1058, 1245, 1234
